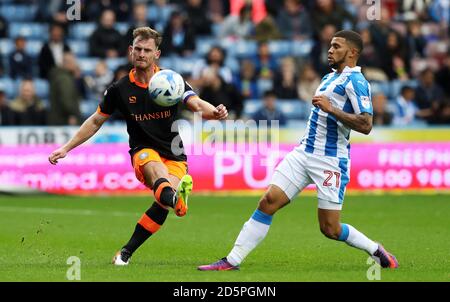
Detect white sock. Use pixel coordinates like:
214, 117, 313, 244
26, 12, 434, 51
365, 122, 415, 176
226, 210, 272, 266
339, 223, 378, 255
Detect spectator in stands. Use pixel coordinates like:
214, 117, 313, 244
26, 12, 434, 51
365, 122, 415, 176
228, 0, 267, 24
0, 88, 13, 125
372, 93, 393, 126
85, 0, 132, 22
368, 6, 394, 52
8, 36, 33, 79
414, 68, 447, 124
199, 67, 243, 118
254, 12, 282, 42
84, 60, 114, 101
273, 56, 298, 99
265, 0, 284, 19
89, 9, 123, 58
392, 86, 419, 126
208, 0, 230, 24
0, 55, 4, 77
38, 22, 71, 79
251, 90, 287, 126
380, 31, 410, 80
9, 79, 47, 125
219, 4, 254, 40
310, 23, 337, 77
310, 0, 355, 34
405, 20, 427, 60
35, 0, 70, 26
297, 63, 320, 102
251, 42, 277, 80
160, 10, 196, 57
358, 27, 388, 81
48, 52, 81, 125
358, 27, 382, 69
235, 59, 259, 99
397, 0, 431, 21
429, 0, 450, 35
0, 15, 8, 38
184, 0, 213, 36
276, 0, 313, 40
123, 2, 154, 53
191, 46, 233, 86
436, 51, 450, 102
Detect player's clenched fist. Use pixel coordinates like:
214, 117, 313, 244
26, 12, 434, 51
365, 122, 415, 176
48, 147, 68, 165
214, 104, 228, 120
312, 95, 333, 114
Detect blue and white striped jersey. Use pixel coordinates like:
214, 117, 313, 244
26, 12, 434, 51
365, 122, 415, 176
299, 66, 373, 159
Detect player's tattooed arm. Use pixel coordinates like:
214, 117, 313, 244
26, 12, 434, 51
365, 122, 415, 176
312, 95, 372, 135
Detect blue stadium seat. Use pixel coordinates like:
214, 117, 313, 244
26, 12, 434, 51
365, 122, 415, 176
279, 100, 307, 120
370, 81, 390, 97
389, 79, 419, 99
225, 40, 257, 58
106, 58, 127, 72
195, 37, 218, 56
243, 99, 260, 116
69, 23, 96, 40
31, 78, 49, 99
25, 40, 43, 58
68, 40, 89, 57
290, 40, 314, 57
0, 77, 16, 99
224, 57, 240, 74
257, 79, 273, 96
268, 40, 292, 57
244, 99, 306, 120
0, 39, 13, 56
147, 4, 173, 23
0, 5, 37, 22
115, 22, 129, 35
9, 22, 48, 40
158, 57, 173, 70
174, 57, 197, 76
0, 38, 42, 57
78, 57, 100, 76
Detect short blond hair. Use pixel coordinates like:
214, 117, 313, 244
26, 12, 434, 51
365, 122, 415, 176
132, 27, 162, 48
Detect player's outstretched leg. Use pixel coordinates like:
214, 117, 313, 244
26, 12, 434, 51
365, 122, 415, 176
197, 208, 271, 271
338, 224, 398, 268
173, 174, 193, 217
319, 208, 398, 269
113, 202, 169, 265
198, 185, 289, 271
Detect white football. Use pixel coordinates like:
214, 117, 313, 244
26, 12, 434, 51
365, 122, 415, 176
148, 69, 185, 107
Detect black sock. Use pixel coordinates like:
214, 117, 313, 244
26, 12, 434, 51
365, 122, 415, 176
122, 202, 169, 256
153, 178, 175, 207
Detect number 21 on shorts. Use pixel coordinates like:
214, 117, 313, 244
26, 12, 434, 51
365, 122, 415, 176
323, 170, 341, 187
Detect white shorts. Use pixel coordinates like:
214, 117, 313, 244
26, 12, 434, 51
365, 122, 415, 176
270, 147, 350, 210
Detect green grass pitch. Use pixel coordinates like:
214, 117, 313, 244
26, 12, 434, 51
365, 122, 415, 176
0, 193, 449, 281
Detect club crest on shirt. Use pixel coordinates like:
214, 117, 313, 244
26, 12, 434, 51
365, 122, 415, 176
360, 96, 371, 109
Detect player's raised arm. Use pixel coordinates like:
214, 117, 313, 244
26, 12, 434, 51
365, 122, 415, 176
48, 112, 109, 165
186, 96, 228, 120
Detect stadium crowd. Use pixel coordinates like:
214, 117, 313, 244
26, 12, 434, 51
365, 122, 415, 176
0, 0, 449, 127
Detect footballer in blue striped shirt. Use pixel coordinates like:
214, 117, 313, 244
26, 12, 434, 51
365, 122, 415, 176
198, 30, 398, 271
